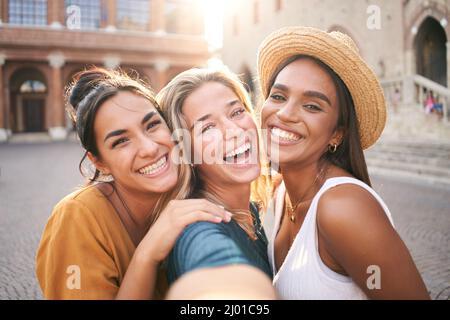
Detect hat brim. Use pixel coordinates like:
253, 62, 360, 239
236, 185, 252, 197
257, 26, 386, 150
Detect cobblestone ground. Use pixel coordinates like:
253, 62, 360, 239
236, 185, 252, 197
371, 175, 450, 300
0, 141, 449, 299
0, 141, 84, 300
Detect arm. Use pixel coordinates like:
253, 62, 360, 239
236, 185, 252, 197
316, 184, 430, 299
167, 265, 276, 299
36, 200, 121, 299
166, 221, 276, 299
37, 198, 230, 300
116, 199, 232, 299
114, 249, 160, 300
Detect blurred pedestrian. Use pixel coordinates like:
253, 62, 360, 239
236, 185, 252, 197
391, 87, 401, 113
425, 92, 435, 114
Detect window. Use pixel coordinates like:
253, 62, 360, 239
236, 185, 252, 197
8, 0, 47, 26
117, 0, 149, 31
253, 1, 259, 24
275, 0, 283, 12
165, 0, 200, 35
232, 15, 239, 36
65, 0, 101, 30
20, 80, 46, 93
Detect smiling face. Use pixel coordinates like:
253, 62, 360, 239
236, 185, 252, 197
182, 81, 260, 187
91, 90, 178, 197
261, 57, 343, 168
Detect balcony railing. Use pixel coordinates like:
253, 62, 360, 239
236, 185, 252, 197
381, 74, 450, 124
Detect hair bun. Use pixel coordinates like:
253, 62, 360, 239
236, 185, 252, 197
68, 67, 112, 109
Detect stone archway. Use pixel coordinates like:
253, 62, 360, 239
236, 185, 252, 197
9, 67, 48, 133
404, 2, 450, 86
415, 16, 447, 86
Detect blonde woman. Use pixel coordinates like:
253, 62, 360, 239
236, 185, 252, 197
157, 68, 276, 299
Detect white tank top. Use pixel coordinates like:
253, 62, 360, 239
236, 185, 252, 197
267, 177, 395, 300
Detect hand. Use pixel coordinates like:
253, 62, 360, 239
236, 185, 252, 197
136, 199, 232, 264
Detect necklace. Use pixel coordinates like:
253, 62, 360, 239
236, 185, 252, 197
285, 165, 328, 223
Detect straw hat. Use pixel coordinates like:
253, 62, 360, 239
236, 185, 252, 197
257, 26, 386, 150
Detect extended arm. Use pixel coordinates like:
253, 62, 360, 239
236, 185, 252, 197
167, 265, 276, 299
166, 221, 276, 299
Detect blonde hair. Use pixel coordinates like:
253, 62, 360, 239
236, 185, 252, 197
157, 67, 261, 240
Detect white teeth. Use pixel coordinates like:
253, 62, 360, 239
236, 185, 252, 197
225, 143, 251, 158
138, 156, 167, 175
271, 127, 301, 141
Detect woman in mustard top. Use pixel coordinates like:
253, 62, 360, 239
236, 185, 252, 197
35, 67, 231, 299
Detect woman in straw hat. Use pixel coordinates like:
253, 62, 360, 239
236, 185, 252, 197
257, 26, 429, 299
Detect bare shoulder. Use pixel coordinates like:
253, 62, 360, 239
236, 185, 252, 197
316, 182, 393, 241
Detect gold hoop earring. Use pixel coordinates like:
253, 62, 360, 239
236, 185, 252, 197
101, 171, 111, 178
328, 144, 338, 153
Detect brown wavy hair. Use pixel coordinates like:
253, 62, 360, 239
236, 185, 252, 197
65, 66, 184, 227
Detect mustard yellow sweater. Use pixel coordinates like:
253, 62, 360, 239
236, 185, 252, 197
36, 185, 167, 299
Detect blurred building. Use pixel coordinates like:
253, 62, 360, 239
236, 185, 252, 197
0, 0, 208, 141
222, 0, 450, 109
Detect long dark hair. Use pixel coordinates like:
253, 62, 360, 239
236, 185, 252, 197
266, 54, 371, 187
66, 67, 162, 184
65, 67, 175, 227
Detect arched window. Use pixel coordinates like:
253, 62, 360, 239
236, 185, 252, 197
165, 0, 201, 35
415, 17, 447, 87
19, 80, 46, 93
10, 68, 48, 133
8, 0, 47, 26
117, 0, 149, 31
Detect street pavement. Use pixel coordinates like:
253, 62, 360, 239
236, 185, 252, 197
0, 141, 449, 299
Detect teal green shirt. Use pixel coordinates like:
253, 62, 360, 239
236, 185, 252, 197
167, 203, 272, 284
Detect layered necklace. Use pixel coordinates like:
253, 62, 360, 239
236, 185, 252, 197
285, 165, 328, 223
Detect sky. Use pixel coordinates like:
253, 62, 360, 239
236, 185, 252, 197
201, 0, 225, 50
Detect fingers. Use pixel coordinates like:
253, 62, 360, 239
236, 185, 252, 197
176, 210, 229, 228
181, 206, 232, 223
217, 205, 233, 223
168, 199, 233, 222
